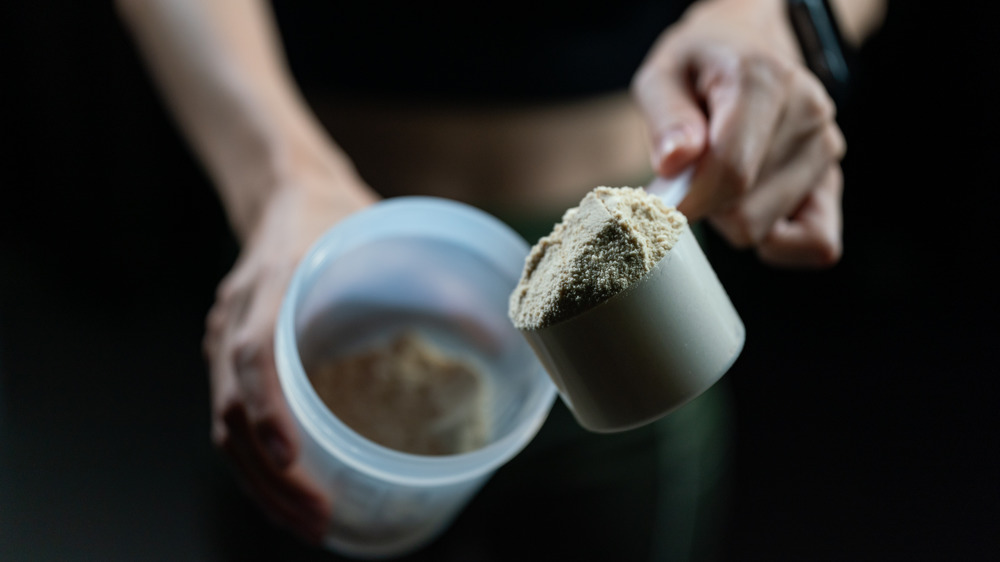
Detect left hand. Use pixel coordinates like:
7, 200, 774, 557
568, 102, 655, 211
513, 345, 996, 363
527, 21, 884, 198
204, 172, 378, 543
633, 0, 846, 268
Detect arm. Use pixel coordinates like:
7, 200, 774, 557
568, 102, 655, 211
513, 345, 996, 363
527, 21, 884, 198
634, 0, 886, 268
831, 0, 889, 47
116, 0, 377, 542
115, 0, 374, 238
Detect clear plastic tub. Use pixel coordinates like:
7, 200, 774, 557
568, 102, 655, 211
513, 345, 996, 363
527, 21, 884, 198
275, 197, 557, 558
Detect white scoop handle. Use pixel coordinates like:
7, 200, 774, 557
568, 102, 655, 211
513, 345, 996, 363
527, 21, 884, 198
646, 166, 694, 208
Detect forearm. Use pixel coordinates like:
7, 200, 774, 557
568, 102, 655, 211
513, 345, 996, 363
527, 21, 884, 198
116, 0, 366, 240
693, 0, 886, 48
828, 0, 888, 47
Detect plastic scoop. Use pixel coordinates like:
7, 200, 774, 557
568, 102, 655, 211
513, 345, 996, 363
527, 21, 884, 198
517, 169, 745, 432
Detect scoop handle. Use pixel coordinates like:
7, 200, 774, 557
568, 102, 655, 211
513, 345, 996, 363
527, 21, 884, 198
646, 166, 694, 208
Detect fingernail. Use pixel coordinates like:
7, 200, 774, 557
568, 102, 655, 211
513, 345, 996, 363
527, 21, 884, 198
658, 127, 691, 159
259, 426, 292, 468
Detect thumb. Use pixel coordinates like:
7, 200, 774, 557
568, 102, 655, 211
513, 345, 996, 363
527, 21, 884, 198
633, 63, 708, 178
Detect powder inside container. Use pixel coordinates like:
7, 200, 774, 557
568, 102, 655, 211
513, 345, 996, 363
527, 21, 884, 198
308, 332, 490, 456
509, 186, 687, 330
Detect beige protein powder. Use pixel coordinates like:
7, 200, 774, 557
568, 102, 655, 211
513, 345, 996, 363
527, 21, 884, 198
509, 186, 687, 330
307, 332, 490, 456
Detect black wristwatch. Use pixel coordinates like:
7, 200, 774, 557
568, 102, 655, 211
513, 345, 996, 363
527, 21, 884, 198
786, 0, 852, 105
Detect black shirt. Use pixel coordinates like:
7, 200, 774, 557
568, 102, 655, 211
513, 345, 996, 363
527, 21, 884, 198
271, 0, 694, 103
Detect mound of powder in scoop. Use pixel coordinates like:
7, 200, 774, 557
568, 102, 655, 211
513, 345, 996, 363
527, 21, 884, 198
509, 186, 687, 330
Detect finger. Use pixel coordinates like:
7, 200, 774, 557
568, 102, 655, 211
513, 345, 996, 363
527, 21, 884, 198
204, 274, 253, 363
681, 51, 793, 221
221, 407, 330, 543
232, 274, 300, 470
208, 325, 242, 447
765, 70, 839, 161
632, 53, 709, 178
213, 366, 331, 540
710, 123, 844, 247
231, 333, 298, 470
206, 290, 295, 474
757, 166, 843, 268
203, 303, 225, 359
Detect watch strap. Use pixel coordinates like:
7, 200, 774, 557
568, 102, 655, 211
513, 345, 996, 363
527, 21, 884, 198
786, 0, 852, 105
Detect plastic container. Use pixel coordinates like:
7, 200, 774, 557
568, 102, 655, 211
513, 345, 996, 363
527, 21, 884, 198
275, 197, 557, 558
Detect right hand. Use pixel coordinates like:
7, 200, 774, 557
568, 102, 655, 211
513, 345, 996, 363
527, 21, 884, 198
633, 0, 847, 268
203, 173, 377, 543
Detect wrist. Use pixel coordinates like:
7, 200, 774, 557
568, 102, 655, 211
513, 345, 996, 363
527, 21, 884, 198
692, 0, 802, 59
219, 134, 375, 242
827, 0, 887, 46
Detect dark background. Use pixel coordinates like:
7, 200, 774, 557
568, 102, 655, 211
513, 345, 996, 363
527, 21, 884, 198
2, 2, 997, 561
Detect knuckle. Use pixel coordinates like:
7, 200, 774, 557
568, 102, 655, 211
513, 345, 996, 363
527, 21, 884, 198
804, 84, 836, 122
231, 335, 271, 376
794, 71, 837, 126
718, 156, 754, 199
630, 63, 657, 94
814, 236, 843, 267
813, 93, 836, 123
823, 126, 847, 161
715, 208, 759, 249
204, 305, 225, 335
213, 398, 244, 451
211, 423, 230, 451
730, 167, 753, 198
216, 277, 238, 303
218, 394, 244, 425
736, 52, 793, 93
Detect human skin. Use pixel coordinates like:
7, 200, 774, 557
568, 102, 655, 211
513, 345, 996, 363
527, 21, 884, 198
115, 0, 376, 542
116, 0, 885, 542
634, 0, 885, 268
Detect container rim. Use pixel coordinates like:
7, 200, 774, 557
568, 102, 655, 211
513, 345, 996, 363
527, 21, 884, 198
275, 196, 557, 487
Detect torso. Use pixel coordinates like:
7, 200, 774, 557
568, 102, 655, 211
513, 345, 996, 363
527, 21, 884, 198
311, 92, 655, 220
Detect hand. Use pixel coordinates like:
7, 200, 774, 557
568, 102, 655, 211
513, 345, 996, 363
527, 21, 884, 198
204, 173, 377, 542
633, 0, 846, 268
